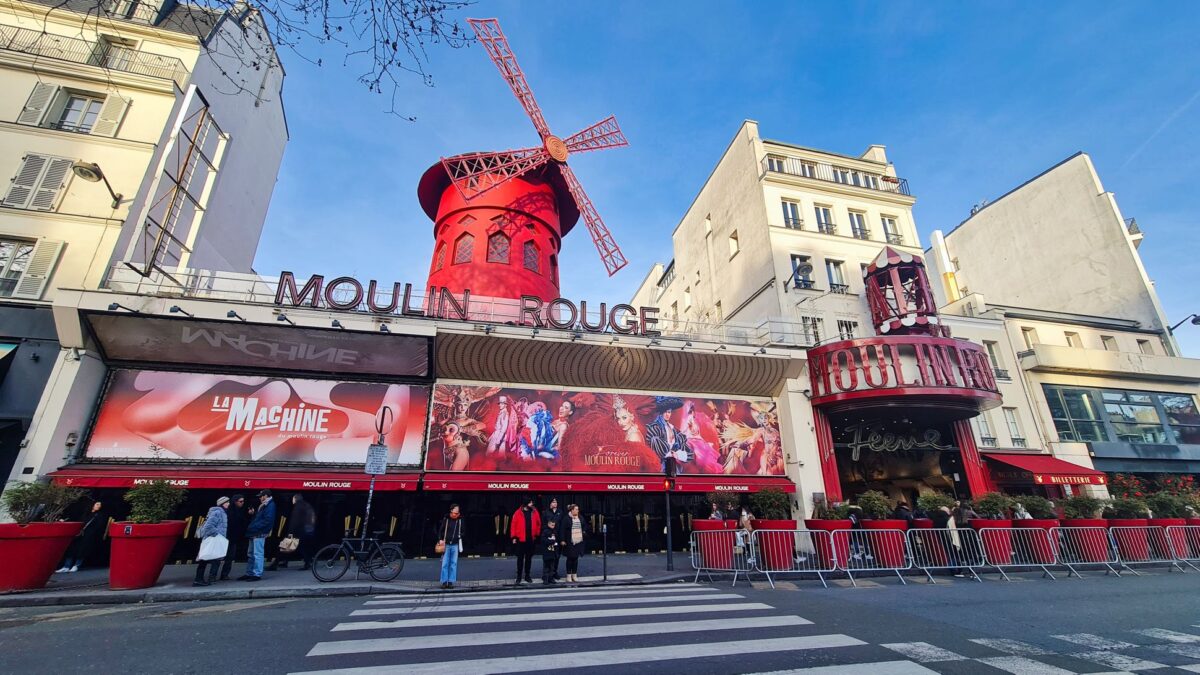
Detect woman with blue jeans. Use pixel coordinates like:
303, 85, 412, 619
438, 504, 464, 589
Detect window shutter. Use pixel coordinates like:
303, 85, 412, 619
17, 83, 58, 126
90, 95, 129, 137
3, 154, 48, 208
30, 158, 73, 211
11, 239, 65, 300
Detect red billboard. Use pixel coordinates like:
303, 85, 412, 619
85, 370, 430, 466
425, 384, 783, 476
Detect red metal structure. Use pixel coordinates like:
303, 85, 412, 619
418, 18, 629, 303
864, 247, 948, 337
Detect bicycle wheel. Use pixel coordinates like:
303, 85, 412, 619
312, 544, 352, 582
367, 543, 405, 582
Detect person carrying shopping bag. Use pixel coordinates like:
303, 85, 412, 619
562, 504, 590, 583
437, 504, 465, 589
194, 496, 230, 586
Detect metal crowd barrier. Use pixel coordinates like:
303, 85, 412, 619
690, 529, 754, 586
976, 527, 1058, 580
750, 529, 838, 589
906, 527, 985, 582
1109, 526, 1185, 574
1050, 526, 1121, 577
831, 528, 911, 586
1167, 525, 1200, 572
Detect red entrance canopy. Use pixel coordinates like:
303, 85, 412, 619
48, 466, 421, 491
673, 476, 796, 494
985, 453, 1107, 486
423, 473, 661, 493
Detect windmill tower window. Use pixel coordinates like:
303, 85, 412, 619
453, 233, 474, 265
523, 241, 541, 274
486, 232, 510, 263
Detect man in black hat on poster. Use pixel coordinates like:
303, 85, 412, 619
645, 396, 692, 474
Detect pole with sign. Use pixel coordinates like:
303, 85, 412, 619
363, 406, 393, 537
664, 456, 676, 571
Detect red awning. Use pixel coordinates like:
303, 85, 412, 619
423, 473, 662, 493
985, 453, 1107, 486
674, 476, 796, 494
48, 466, 421, 491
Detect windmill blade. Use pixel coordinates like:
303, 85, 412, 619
441, 146, 551, 202
564, 116, 629, 155
558, 163, 627, 276
468, 18, 552, 139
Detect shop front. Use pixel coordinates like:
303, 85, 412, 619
984, 452, 1107, 499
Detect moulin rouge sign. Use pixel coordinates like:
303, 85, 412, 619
274, 272, 662, 337
808, 336, 999, 403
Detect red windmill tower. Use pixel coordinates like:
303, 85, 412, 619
417, 18, 629, 304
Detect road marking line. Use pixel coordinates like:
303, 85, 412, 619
291, 634, 867, 675
153, 599, 295, 616
880, 642, 967, 662
970, 638, 1052, 656
364, 585, 720, 605
1179, 665, 1200, 673
1132, 628, 1200, 643
1153, 643, 1200, 659
370, 574, 642, 597
975, 656, 1076, 674
26, 606, 145, 623
309, 615, 809, 656
332, 601, 776, 632
350, 592, 746, 616
1071, 650, 1165, 671
1052, 634, 1137, 650
744, 661, 939, 674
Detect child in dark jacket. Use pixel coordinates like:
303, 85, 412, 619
539, 520, 560, 585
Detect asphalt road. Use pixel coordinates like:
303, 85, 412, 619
3, 570, 1200, 674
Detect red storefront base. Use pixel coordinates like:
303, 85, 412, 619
422, 473, 795, 494
48, 466, 422, 491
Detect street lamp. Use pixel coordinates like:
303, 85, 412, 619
1169, 314, 1200, 332
71, 161, 122, 209
663, 456, 677, 571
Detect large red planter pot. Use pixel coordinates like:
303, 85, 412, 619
1013, 519, 1059, 563
970, 519, 1013, 565
691, 519, 738, 570
755, 520, 798, 570
1060, 519, 1110, 562
804, 519, 851, 568
861, 519, 908, 568
1148, 518, 1188, 559
909, 518, 948, 566
109, 521, 185, 590
1187, 518, 1200, 557
0, 522, 82, 591
1107, 518, 1150, 561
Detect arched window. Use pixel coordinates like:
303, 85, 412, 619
523, 240, 540, 273
487, 232, 510, 264
433, 242, 447, 271
453, 233, 474, 265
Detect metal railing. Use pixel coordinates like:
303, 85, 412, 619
782, 217, 804, 230
907, 527, 985, 582
817, 222, 837, 235
749, 529, 837, 589
886, 233, 904, 245
1012, 437, 1027, 448
0, 24, 189, 86
976, 526, 1058, 580
1052, 526, 1121, 577
792, 278, 815, 291
763, 156, 912, 196
1110, 525, 1185, 573
690, 529, 754, 586
104, 1, 163, 24
831, 528, 912, 585
993, 368, 1011, 380
851, 228, 871, 240
1167, 525, 1200, 571
829, 283, 850, 294
980, 436, 998, 447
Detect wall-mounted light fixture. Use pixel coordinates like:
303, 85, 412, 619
331, 319, 344, 329
379, 323, 391, 333
169, 305, 193, 317
71, 161, 122, 209
277, 314, 294, 325
226, 310, 247, 322
107, 302, 139, 313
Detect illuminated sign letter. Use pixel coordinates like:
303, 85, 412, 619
275, 271, 323, 308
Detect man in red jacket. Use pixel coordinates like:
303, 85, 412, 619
510, 497, 541, 584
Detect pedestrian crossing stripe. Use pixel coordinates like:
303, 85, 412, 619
365, 583, 715, 605
349, 591, 748, 616
745, 663, 939, 675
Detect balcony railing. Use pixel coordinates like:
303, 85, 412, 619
829, 283, 850, 294
0, 24, 189, 85
1125, 217, 1140, 235
793, 278, 815, 290
852, 228, 871, 240
980, 436, 998, 447
105, 1, 163, 25
763, 155, 912, 196
783, 217, 804, 230
886, 233, 904, 245
817, 222, 837, 235
993, 368, 1011, 380
1012, 437, 1028, 448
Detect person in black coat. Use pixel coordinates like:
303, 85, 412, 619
542, 497, 565, 580
560, 504, 590, 583
538, 519, 560, 584
271, 494, 317, 570
57, 500, 106, 573
219, 495, 249, 581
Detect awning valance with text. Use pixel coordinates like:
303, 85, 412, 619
985, 453, 1107, 486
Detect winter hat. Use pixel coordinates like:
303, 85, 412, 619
216, 496, 230, 506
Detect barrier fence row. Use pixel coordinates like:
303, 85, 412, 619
690, 525, 1200, 589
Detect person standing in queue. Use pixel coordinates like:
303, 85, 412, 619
510, 497, 541, 584
241, 489, 276, 582
219, 495, 248, 581
438, 504, 465, 589
57, 500, 106, 573
562, 504, 590, 583
542, 497, 565, 581
539, 519, 560, 584
270, 494, 316, 571
194, 496, 230, 586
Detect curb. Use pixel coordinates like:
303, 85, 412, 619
0, 573, 694, 608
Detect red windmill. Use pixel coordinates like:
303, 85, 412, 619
417, 18, 629, 304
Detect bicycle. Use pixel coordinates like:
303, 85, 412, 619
311, 531, 405, 582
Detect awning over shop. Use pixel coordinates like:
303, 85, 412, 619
673, 476, 796, 494
985, 453, 1107, 486
48, 466, 421, 491
423, 473, 662, 493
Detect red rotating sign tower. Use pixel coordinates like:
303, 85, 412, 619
418, 18, 629, 303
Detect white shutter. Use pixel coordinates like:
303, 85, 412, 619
17, 83, 58, 126
90, 95, 129, 137
30, 158, 73, 211
11, 239, 65, 300
2, 154, 48, 208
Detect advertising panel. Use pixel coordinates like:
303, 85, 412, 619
425, 384, 782, 476
85, 370, 430, 466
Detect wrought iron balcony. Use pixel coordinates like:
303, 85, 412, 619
993, 368, 1011, 381
1012, 437, 1028, 448
886, 233, 904, 245
783, 217, 804, 230
980, 436, 998, 447
793, 278, 815, 290
852, 228, 871, 241
817, 222, 837, 235
0, 24, 189, 86
763, 155, 912, 196
829, 283, 850, 294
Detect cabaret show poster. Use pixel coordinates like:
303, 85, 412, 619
424, 383, 783, 476
85, 369, 430, 466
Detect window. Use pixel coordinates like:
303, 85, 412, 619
486, 232, 510, 263
2, 154, 73, 211
728, 231, 739, 258
523, 241, 540, 273
848, 211, 869, 239
1137, 339, 1154, 355
814, 206, 835, 234
1161, 394, 1200, 444
433, 242, 447, 271
0, 239, 35, 297
53, 94, 105, 133
781, 199, 802, 229
18, 83, 127, 137
1043, 385, 1106, 442
801, 316, 823, 343
1101, 335, 1118, 351
452, 233, 474, 265
684, 287, 692, 309
983, 341, 1002, 368
1102, 390, 1168, 443
826, 259, 848, 293
0, 237, 64, 300
837, 320, 857, 340
977, 413, 996, 446
550, 254, 558, 286
1003, 408, 1025, 447
766, 155, 786, 172
798, 161, 816, 178
881, 216, 902, 245
1021, 327, 1039, 349
1065, 331, 1083, 348
789, 254, 814, 289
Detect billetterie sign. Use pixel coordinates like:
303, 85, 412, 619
274, 271, 662, 337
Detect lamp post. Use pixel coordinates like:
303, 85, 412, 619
664, 456, 677, 571
71, 161, 122, 209
1168, 314, 1200, 333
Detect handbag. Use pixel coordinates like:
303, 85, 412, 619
197, 534, 229, 561
435, 520, 448, 554
278, 535, 300, 553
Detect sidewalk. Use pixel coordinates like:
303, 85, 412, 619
0, 553, 691, 608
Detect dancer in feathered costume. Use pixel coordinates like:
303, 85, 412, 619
681, 401, 723, 474
559, 395, 660, 473
519, 402, 556, 460
486, 395, 520, 456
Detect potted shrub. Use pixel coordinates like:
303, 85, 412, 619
1145, 492, 1189, 560
109, 481, 186, 590
804, 501, 852, 568
0, 481, 87, 591
1011, 495, 1059, 563
692, 491, 743, 570
969, 492, 1014, 565
749, 488, 795, 570
1059, 495, 1109, 563
1105, 497, 1150, 562
856, 490, 907, 568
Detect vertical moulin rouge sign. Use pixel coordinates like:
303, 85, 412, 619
85, 370, 430, 465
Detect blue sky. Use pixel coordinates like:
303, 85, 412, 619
252, 1, 1200, 355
